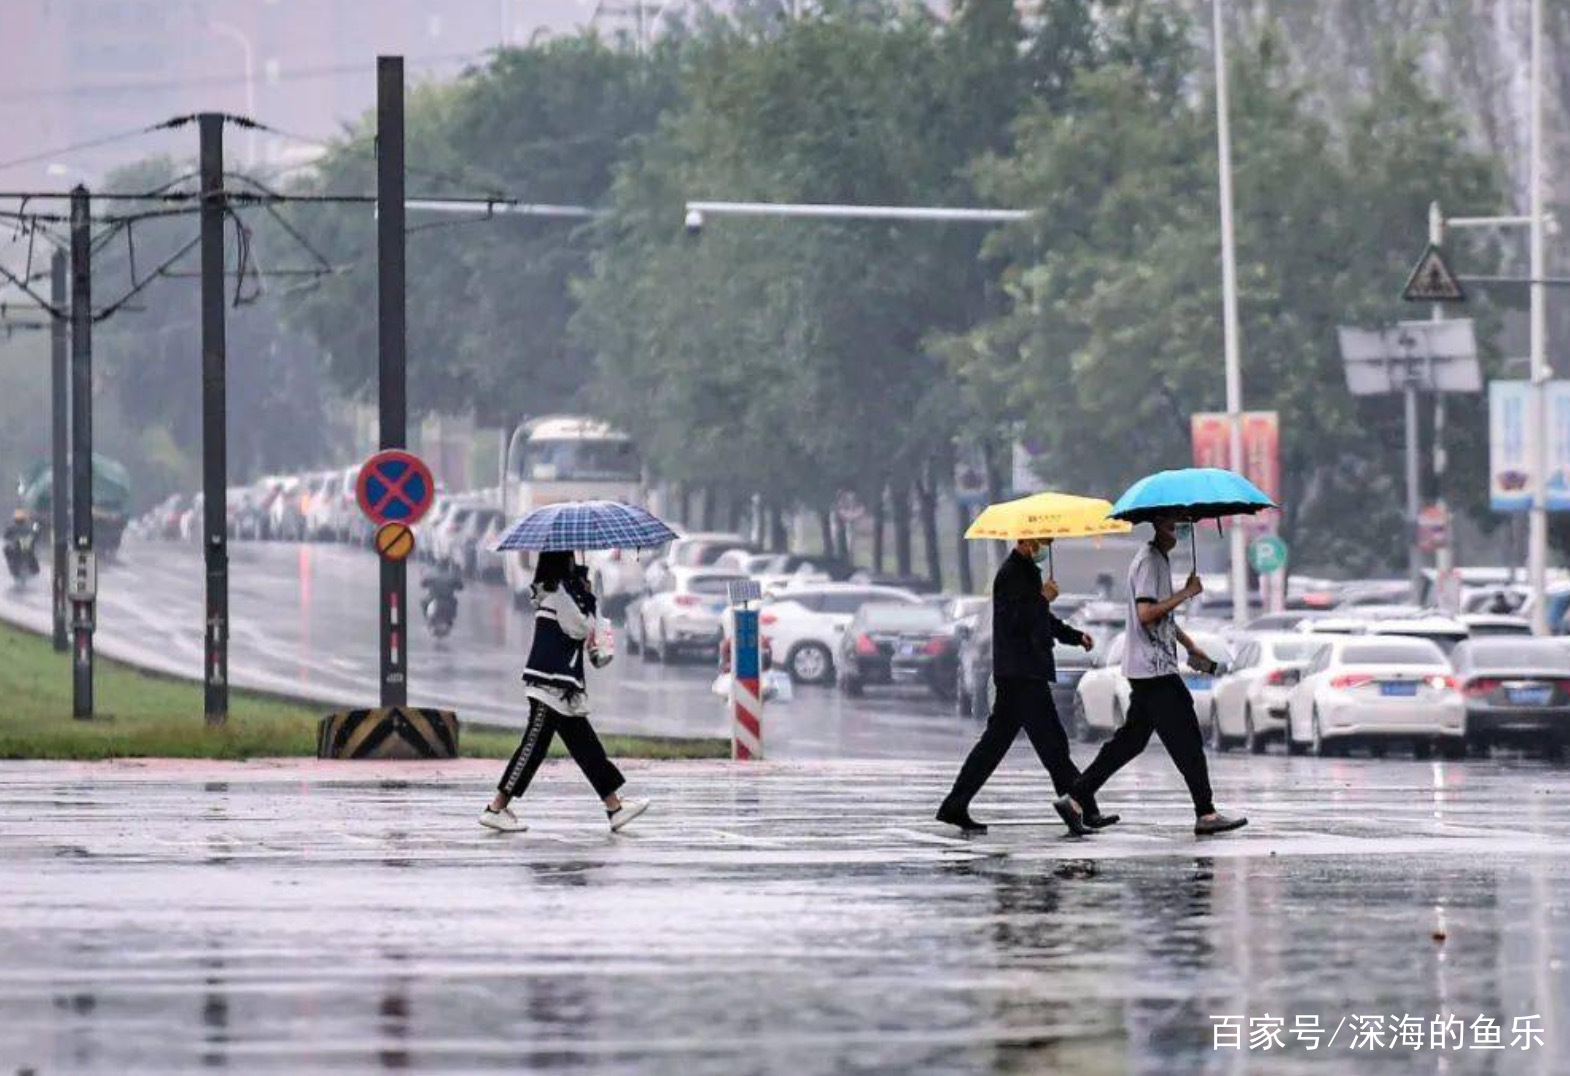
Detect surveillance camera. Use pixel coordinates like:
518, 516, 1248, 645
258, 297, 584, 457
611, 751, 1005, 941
684, 208, 704, 236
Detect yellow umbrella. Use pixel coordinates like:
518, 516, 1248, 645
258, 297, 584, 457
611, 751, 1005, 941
964, 491, 1131, 578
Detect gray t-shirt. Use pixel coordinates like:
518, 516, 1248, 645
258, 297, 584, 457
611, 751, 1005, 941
1123, 543, 1179, 679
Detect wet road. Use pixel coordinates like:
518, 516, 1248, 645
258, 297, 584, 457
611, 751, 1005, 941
0, 538, 978, 758
2, 755, 1568, 1075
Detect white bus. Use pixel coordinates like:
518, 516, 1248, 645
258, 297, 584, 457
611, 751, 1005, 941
500, 415, 645, 602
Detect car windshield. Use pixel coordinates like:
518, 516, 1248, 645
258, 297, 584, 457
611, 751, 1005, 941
688, 575, 744, 596
861, 604, 945, 631
1465, 641, 1570, 670
1342, 641, 1446, 665
1267, 640, 1319, 661
819, 590, 903, 615
1381, 630, 1467, 655
1467, 621, 1532, 637
520, 438, 640, 481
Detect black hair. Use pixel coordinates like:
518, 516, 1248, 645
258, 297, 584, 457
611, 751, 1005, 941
533, 551, 576, 591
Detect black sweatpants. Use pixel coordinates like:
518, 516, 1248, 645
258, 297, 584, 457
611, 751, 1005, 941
497, 697, 625, 801
1070, 674, 1214, 817
943, 677, 1098, 815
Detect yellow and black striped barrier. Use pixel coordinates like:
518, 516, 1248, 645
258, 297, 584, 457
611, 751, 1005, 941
317, 707, 460, 759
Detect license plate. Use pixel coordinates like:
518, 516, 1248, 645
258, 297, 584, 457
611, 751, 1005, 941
1508, 686, 1553, 706
1380, 682, 1418, 697
899, 643, 919, 657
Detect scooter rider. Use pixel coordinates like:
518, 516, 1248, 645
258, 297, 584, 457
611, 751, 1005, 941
3, 509, 40, 577
420, 562, 464, 628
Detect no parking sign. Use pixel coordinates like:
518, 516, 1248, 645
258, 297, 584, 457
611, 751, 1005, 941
356, 450, 435, 527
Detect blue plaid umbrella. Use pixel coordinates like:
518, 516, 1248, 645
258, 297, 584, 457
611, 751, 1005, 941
493, 500, 679, 552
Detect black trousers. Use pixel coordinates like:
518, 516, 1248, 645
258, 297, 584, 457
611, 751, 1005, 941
943, 677, 1097, 815
497, 698, 625, 801
1070, 674, 1215, 817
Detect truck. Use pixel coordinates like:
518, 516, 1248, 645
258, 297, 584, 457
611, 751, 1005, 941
16, 454, 132, 558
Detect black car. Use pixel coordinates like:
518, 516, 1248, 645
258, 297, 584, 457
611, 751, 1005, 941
836, 602, 955, 698
1452, 638, 1570, 758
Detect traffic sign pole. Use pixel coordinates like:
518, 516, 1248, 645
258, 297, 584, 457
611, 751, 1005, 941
378, 56, 408, 709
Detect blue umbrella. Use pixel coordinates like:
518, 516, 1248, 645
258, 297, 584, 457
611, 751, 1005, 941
1110, 467, 1275, 525
493, 500, 679, 552
1111, 467, 1277, 573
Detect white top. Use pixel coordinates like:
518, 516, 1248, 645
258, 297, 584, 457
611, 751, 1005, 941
1123, 543, 1179, 680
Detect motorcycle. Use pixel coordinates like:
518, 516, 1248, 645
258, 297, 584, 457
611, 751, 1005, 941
3, 521, 40, 585
420, 573, 462, 639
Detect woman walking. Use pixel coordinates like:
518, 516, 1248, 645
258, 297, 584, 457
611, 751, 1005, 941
480, 551, 649, 833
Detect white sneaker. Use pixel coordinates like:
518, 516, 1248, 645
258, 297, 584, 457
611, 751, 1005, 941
479, 806, 526, 833
607, 798, 649, 833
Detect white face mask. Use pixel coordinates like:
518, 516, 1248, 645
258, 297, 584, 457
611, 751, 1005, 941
1031, 545, 1051, 566
1174, 523, 1193, 541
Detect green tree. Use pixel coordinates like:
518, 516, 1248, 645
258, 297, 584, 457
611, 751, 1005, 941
946, 30, 1501, 574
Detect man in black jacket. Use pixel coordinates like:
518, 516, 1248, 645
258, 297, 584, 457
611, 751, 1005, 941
936, 538, 1118, 835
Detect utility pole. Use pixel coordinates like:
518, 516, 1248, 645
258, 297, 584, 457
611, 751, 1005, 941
1528, 0, 1550, 634
199, 113, 230, 724
69, 186, 94, 719
50, 249, 68, 653
378, 56, 409, 708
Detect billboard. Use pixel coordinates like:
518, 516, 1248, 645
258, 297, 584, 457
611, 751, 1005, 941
1489, 381, 1570, 512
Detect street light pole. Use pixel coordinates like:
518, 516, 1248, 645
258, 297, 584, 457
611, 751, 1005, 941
208, 21, 257, 166
1529, 0, 1549, 634
1430, 201, 1454, 609
1212, 0, 1249, 627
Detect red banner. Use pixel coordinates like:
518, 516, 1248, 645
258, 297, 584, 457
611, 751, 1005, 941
1190, 412, 1280, 529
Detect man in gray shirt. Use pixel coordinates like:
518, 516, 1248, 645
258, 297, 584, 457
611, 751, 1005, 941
1053, 514, 1248, 837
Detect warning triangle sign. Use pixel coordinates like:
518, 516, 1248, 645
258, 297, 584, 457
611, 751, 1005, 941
1402, 243, 1465, 303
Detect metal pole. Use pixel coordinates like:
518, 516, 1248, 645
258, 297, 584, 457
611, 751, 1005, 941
69, 186, 93, 719
49, 249, 68, 653
1405, 382, 1421, 596
1528, 0, 1550, 634
1212, 0, 1248, 627
378, 56, 408, 708
199, 113, 230, 725
1430, 202, 1454, 611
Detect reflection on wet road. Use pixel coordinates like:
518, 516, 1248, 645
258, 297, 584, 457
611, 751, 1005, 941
0, 539, 980, 758
1, 756, 1566, 1074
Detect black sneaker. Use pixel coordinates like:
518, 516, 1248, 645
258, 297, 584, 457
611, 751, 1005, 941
935, 803, 987, 835
1084, 811, 1120, 830
1053, 795, 1091, 837
1195, 813, 1248, 836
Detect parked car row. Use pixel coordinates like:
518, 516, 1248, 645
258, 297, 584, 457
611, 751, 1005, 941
1059, 607, 1570, 761
133, 470, 509, 584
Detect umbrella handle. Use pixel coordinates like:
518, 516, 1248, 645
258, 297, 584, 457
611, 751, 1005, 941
1190, 525, 1198, 578
1048, 542, 1054, 583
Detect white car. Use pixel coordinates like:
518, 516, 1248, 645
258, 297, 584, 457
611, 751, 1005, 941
1284, 635, 1465, 758
749, 583, 922, 685
585, 547, 653, 621
321, 465, 361, 542
268, 476, 305, 541
1074, 629, 1234, 739
629, 567, 748, 663
1208, 632, 1322, 753
643, 532, 751, 593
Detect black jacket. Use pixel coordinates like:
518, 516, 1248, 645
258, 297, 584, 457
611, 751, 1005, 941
523, 579, 598, 697
991, 549, 1085, 682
